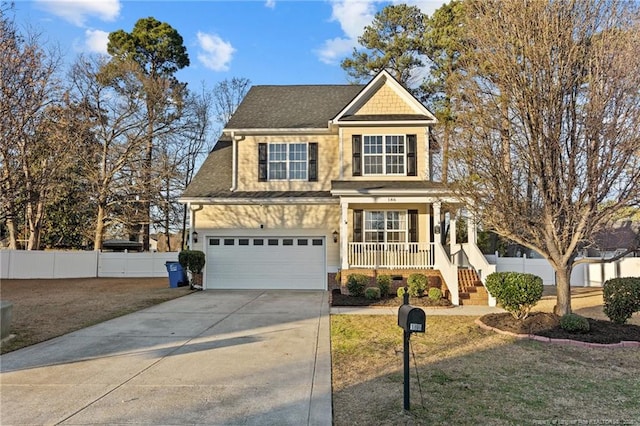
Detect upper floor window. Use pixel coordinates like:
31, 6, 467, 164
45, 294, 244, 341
259, 142, 318, 182
363, 135, 405, 175
353, 134, 416, 177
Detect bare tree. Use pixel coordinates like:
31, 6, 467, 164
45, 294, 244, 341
0, 7, 63, 249
69, 55, 149, 250
212, 77, 250, 125
451, 0, 640, 315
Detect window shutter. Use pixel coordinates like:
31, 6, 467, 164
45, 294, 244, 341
258, 143, 268, 182
352, 135, 362, 176
353, 209, 363, 242
308, 142, 318, 182
407, 134, 417, 176
408, 209, 418, 243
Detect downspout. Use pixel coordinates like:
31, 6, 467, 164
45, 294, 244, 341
338, 126, 344, 180
425, 127, 431, 181
230, 131, 237, 192
189, 203, 203, 247
229, 131, 245, 192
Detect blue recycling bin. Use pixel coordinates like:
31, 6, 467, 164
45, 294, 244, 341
165, 261, 188, 288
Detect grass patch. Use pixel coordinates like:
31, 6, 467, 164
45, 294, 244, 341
331, 315, 640, 425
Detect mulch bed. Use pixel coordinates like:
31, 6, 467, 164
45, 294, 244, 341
480, 312, 640, 344
331, 292, 453, 308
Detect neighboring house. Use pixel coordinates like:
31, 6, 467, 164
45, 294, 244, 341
586, 220, 640, 258
180, 71, 494, 305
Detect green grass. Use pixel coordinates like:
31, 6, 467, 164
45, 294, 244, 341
331, 315, 640, 425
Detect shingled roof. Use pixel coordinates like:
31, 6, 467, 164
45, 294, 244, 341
181, 139, 233, 198
181, 139, 334, 199
225, 85, 365, 129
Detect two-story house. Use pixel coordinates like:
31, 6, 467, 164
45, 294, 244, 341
180, 71, 495, 305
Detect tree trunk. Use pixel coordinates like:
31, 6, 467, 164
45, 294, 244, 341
26, 198, 44, 250
6, 216, 18, 249
553, 265, 573, 316
94, 204, 105, 251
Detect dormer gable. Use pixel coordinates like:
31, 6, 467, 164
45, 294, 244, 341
331, 70, 437, 126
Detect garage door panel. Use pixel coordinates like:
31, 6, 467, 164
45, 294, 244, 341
206, 236, 326, 290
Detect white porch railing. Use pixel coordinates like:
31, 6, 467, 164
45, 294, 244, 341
348, 242, 435, 268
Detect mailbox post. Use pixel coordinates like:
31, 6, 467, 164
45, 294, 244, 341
397, 287, 426, 411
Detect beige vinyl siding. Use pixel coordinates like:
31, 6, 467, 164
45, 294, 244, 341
342, 126, 429, 181
236, 134, 339, 191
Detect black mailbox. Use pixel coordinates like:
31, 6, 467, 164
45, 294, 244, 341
398, 305, 426, 333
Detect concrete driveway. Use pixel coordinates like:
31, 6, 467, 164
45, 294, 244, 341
0, 290, 331, 425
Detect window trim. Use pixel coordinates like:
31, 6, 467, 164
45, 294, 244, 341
267, 142, 309, 181
363, 210, 409, 243
362, 134, 406, 176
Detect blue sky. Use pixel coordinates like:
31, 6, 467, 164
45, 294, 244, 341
13, 0, 446, 90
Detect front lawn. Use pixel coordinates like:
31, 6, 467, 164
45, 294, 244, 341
331, 315, 640, 425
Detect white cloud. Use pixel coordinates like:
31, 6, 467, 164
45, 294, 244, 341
34, 0, 121, 27
390, 0, 446, 18
196, 32, 235, 72
317, 36, 354, 65
265, 0, 276, 9
83, 29, 109, 54
317, 0, 447, 66
316, 0, 377, 65
329, 0, 377, 40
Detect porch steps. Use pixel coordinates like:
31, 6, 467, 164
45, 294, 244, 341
458, 269, 488, 306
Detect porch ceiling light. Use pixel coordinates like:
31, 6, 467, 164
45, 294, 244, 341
192, 230, 199, 243
332, 230, 339, 243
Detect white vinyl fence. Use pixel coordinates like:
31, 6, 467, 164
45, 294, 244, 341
486, 254, 640, 286
0, 250, 178, 279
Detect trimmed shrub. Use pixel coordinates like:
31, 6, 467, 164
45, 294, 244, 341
365, 287, 381, 300
428, 287, 443, 301
178, 250, 206, 274
346, 273, 369, 297
603, 277, 640, 325
485, 272, 543, 320
397, 287, 406, 299
376, 274, 391, 297
560, 313, 590, 333
407, 273, 428, 297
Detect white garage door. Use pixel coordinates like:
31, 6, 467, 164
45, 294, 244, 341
205, 236, 326, 290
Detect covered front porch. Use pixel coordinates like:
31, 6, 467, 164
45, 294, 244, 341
331, 180, 495, 305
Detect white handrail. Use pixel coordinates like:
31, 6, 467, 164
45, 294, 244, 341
348, 242, 434, 268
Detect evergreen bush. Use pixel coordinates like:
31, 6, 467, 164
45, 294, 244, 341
346, 273, 369, 297
407, 273, 428, 297
376, 274, 391, 297
365, 287, 381, 300
559, 313, 590, 333
485, 272, 543, 320
428, 287, 443, 301
603, 277, 640, 324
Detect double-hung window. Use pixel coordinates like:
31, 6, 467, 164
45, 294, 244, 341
364, 211, 407, 243
268, 143, 307, 180
362, 135, 405, 175
259, 142, 318, 181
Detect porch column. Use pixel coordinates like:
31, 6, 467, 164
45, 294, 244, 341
340, 200, 349, 270
467, 215, 477, 245
450, 213, 457, 249
432, 202, 441, 242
